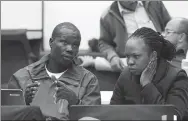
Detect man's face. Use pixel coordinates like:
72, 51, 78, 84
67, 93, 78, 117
125, 37, 151, 75
119, 1, 138, 11
163, 20, 181, 49
50, 28, 80, 66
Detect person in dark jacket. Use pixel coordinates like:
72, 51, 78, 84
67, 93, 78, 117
110, 27, 188, 120
162, 18, 188, 68
8, 22, 101, 120
98, 1, 171, 72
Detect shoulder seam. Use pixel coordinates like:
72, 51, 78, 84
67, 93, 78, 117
101, 6, 110, 19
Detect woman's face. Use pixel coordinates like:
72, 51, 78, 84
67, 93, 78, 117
125, 37, 151, 75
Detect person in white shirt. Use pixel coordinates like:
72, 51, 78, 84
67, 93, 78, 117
97, 1, 171, 72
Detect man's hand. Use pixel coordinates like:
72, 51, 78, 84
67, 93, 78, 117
110, 56, 125, 72
140, 57, 157, 87
24, 82, 40, 105
78, 56, 95, 67
54, 80, 79, 105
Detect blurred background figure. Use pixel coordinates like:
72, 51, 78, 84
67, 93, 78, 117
98, 1, 171, 72
162, 18, 188, 68
182, 52, 188, 75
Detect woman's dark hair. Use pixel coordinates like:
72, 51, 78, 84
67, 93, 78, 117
129, 27, 176, 61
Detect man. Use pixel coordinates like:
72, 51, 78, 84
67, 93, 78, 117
8, 22, 101, 120
98, 1, 171, 71
163, 18, 188, 68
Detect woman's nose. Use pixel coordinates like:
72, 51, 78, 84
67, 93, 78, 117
127, 58, 135, 66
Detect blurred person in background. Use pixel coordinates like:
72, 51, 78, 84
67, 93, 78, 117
162, 17, 188, 68
97, 1, 171, 72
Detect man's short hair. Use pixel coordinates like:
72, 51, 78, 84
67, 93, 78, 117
51, 22, 81, 40
177, 18, 188, 42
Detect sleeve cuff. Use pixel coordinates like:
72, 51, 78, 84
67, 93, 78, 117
107, 51, 118, 62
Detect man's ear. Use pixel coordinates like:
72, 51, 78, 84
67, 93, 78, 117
49, 38, 53, 48
178, 33, 186, 43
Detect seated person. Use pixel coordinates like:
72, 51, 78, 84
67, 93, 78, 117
80, 39, 127, 72
110, 27, 188, 120
78, 55, 127, 72
98, 1, 170, 72
162, 17, 188, 68
8, 22, 101, 120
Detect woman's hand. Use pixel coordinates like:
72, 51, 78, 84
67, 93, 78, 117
140, 57, 157, 87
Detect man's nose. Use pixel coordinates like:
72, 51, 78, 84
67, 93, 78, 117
66, 45, 73, 51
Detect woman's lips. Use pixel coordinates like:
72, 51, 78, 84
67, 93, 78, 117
129, 68, 137, 72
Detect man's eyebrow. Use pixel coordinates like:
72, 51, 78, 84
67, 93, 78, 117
131, 53, 140, 55
125, 52, 140, 55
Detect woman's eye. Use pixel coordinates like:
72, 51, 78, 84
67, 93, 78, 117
125, 55, 129, 58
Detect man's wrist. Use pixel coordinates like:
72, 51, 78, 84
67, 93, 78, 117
90, 59, 95, 67
109, 55, 118, 62
76, 99, 81, 105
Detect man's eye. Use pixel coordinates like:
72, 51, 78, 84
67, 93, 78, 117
62, 41, 68, 45
72, 44, 79, 49
134, 55, 139, 59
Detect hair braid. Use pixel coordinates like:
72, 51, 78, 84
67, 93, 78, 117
129, 27, 176, 61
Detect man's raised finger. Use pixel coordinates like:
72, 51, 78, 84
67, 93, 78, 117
56, 81, 66, 87
26, 82, 40, 88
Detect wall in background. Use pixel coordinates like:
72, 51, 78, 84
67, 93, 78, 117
1, 1, 42, 30
43, 1, 188, 51
1, 1, 188, 51
163, 1, 188, 18
43, 1, 113, 51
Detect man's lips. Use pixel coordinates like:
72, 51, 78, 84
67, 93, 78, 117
62, 54, 73, 60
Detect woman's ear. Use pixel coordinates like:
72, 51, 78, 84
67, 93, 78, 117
150, 51, 157, 61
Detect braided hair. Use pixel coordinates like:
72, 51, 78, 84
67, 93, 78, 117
129, 27, 176, 61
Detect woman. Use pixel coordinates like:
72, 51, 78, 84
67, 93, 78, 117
110, 27, 188, 120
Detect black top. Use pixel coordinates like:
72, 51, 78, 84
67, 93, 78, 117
111, 58, 188, 120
